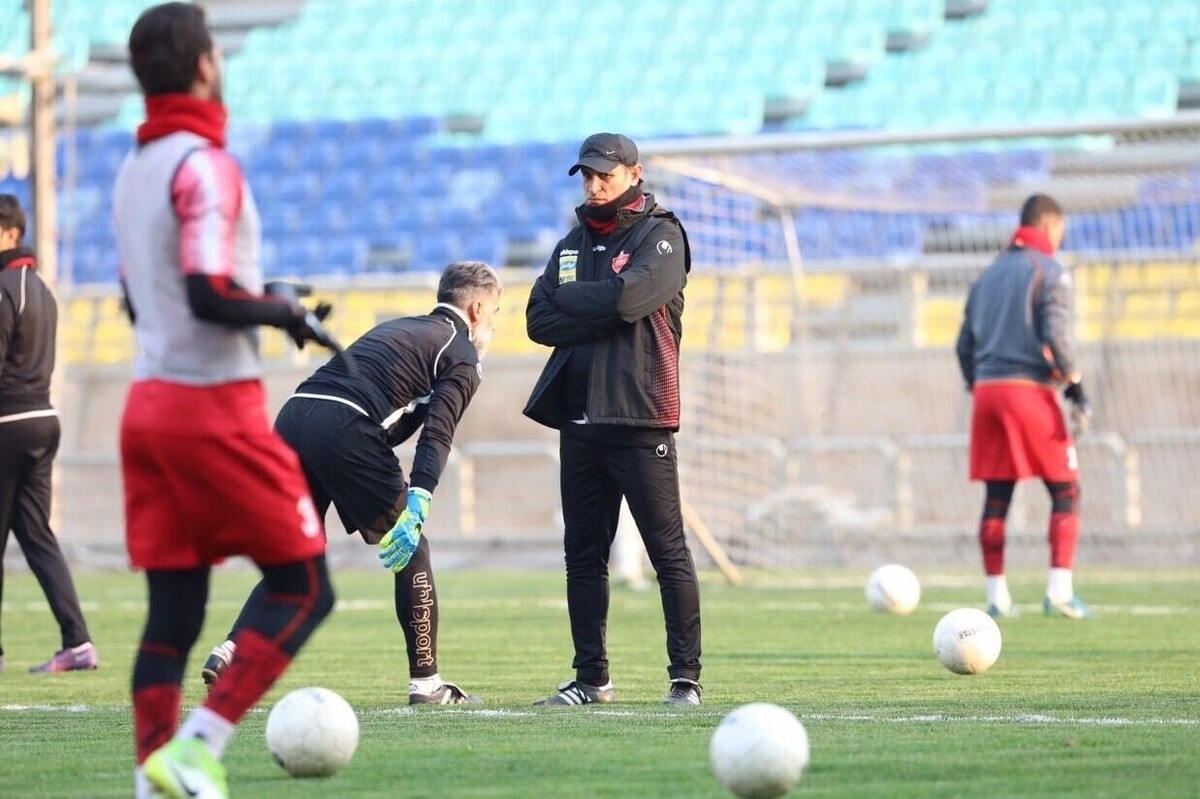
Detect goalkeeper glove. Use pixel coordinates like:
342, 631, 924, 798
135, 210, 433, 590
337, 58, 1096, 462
378, 488, 432, 572
1063, 380, 1092, 439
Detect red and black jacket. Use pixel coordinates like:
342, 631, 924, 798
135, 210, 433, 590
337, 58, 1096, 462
524, 193, 691, 431
0, 248, 56, 416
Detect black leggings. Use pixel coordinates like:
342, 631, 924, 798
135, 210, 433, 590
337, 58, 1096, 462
982, 479, 1079, 519
136, 554, 333, 688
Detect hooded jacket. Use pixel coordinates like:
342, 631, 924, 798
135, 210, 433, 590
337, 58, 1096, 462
524, 192, 690, 430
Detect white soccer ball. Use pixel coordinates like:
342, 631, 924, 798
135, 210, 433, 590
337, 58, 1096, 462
933, 608, 1002, 675
265, 686, 359, 778
865, 564, 921, 615
710, 702, 809, 799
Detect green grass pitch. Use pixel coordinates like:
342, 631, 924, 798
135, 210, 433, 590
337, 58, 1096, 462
1, 566, 1197, 798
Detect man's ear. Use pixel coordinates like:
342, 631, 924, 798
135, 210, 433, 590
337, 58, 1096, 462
195, 51, 216, 90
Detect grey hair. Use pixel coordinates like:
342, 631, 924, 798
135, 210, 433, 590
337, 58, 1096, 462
437, 261, 501, 306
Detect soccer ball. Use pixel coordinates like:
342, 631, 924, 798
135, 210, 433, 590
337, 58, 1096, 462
709, 702, 809, 799
933, 608, 1002, 675
865, 563, 921, 615
265, 686, 359, 778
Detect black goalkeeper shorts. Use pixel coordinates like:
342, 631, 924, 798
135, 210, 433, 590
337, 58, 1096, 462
274, 396, 406, 544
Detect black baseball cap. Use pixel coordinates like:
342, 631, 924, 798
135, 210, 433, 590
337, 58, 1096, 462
568, 132, 639, 176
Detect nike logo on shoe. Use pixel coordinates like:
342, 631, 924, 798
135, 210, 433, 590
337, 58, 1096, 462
167, 761, 201, 797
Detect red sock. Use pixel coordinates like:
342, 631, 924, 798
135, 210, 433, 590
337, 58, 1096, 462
204, 630, 292, 725
133, 683, 181, 764
1048, 511, 1079, 569
979, 517, 1006, 575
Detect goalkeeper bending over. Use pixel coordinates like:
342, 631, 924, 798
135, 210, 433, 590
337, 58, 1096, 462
203, 261, 502, 705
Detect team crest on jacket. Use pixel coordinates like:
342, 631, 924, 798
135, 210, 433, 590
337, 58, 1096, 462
611, 251, 631, 273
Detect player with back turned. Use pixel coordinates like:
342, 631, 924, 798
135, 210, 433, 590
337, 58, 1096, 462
956, 193, 1094, 621
114, 5, 339, 798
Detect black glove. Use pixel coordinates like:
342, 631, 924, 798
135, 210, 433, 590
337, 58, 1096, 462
1063, 380, 1092, 439
286, 302, 334, 350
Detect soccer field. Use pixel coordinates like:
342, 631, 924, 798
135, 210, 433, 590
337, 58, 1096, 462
1, 567, 1197, 798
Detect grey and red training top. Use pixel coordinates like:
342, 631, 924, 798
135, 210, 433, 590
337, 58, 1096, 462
956, 226, 1079, 388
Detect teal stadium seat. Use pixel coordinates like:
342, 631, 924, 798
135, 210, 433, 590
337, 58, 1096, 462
1130, 71, 1181, 119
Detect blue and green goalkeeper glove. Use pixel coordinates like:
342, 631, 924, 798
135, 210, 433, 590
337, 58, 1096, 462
378, 488, 432, 572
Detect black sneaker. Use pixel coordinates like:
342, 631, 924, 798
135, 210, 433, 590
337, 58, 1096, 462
663, 679, 702, 706
200, 641, 234, 688
533, 680, 616, 706
408, 681, 483, 705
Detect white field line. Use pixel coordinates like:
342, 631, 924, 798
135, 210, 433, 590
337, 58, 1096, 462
0, 597, 571, 613
4, 705, 1195, 727
3, 597, 1193, 615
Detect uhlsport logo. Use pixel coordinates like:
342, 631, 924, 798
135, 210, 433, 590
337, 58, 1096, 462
656, 240, 673, 255
655, 443, 668, 458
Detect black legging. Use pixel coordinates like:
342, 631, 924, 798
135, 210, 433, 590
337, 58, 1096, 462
982, 479, 1079, 519
142, 555, 334, 688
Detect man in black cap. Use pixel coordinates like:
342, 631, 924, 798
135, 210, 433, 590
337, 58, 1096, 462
524, 132, 703, 707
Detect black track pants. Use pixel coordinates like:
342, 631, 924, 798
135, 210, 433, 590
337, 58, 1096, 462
0, 415, 91, 657
559, 424, 701, 685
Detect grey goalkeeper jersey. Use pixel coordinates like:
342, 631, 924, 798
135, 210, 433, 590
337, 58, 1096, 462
113, 130, 265, 385
955, 245, 1078, 387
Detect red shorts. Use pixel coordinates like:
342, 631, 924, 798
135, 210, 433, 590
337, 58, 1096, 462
969, 380, 1078, 482
120, 379, 325, 570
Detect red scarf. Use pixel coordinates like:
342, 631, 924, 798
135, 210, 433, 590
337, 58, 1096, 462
0, 248, 36, 271
1010, 225, 1055, 256
137, 93, 228, 148
583, 194, 647, 237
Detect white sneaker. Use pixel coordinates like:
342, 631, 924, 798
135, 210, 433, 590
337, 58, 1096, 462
200, 640, 235, 688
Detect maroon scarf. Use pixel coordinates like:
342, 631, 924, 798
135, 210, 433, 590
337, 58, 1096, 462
1010, 225, 1055, 256
0, 248, 36, 271
137, 93, 227, 148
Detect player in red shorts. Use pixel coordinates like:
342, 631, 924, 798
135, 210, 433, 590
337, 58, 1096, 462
955, 194, 1093, 621
114, 5, 336, 798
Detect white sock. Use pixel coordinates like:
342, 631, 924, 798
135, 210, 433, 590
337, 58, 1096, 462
986, 575, 1012, 610
409, 674, 443, 693
1047, 568, 1074, 604
178, 706, 234, 759
135, 767, 153, 799
218, 639, 236, 659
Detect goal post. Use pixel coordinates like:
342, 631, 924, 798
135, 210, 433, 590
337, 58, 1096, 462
640, 115, 1200, 569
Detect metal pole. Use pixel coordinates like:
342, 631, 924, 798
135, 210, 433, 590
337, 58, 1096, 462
30, 0, 56, 285
29, 0, 63, 539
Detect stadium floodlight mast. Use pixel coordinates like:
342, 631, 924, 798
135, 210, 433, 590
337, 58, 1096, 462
0, 0, 56, 288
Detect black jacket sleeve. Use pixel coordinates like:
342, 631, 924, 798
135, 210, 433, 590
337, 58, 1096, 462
409, 360, 481, 493
185, 273, 300, 328
553, 220, 687, 323
525, 247, 620, 347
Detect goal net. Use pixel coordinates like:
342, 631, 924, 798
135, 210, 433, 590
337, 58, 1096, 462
642, 117, 1200, 569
